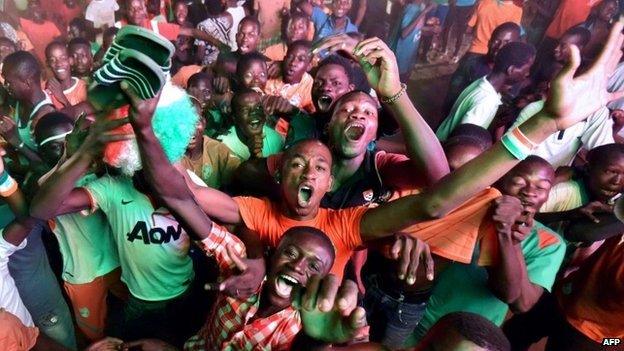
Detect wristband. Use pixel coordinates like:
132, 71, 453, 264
381, 83, 407, 105
0, 171, 18, 197
501, 127, 537, 160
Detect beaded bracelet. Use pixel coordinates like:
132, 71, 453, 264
381, 83, 407, 105
501, 127, 537, 160
0, 171, 17, 197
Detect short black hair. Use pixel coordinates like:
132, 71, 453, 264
68, 37, 91, 51
446, 123, 493, 151
279, 226, 335, 263
330, 90, 376, 115
491, 22, 521, 41
33, 111, 74, 143
516, 155, 553, 175
314, 54, 354, 84
434, 312, 511, 351
45, 40, 67, 59
239, 16, 260, 31
562, 26, 592, 48
69, 17, 88, 33
231, 87, 261, 115
2, 51, 41, 80
188, 72, 213, 89
587, 143, 624, 169
493, 42, 536, 74
287, 40, 312, 55
235, 52, 268, 78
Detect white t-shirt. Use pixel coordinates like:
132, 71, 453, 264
85, 0, 119, 29
0, 235, 33, 327
436, 76, 502, 141
512, 100, 614, 168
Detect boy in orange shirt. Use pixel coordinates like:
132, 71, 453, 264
44, 41, 87, 108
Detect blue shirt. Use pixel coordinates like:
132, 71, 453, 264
311, 6, 359, 41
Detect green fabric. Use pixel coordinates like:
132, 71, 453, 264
411, 222, 565, 341
53, 174, 120, 284
83, 175, 193, 301
90, 41, 101, 56
285, 112, 317, 148
217, 125, 284, 161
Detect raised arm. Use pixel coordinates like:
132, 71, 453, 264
30, 117, 130, 219
359, 18, 624, 240
121, 83, 242, 228
315, 36, 450, 184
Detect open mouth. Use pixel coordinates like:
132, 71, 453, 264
249, 119, 262, 130
317, 95, 333, 112
344, 123, 366, 141
297, 184, 314, 207
274, 273, 300, 298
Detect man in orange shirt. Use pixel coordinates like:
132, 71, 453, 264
133, 15, 624, 300
18, 0, 62, 63
467, 0, 523, 55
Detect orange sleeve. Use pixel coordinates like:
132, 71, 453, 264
335, 207, 367, 251
158, 22, 181, 41
0, 311, 38, 351
400, 188, 500, 264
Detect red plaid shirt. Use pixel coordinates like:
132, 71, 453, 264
184, 224, 302, 351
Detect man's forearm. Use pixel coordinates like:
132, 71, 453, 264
565, 214, 624, 243
487, 234, 522, 303
510, 246, 543, 313
30, 150, 92, 219
133, 124, 215, 239
387, 93, 449, 184
421, 109, 557, 218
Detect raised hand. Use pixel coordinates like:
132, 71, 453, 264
492, 196, 524, 243
352, 37, 402, 99
46, 77, 70, 107
545, 16, 624, 130
579, 200, 614, 223
77, 116, 134, 157
120, 81, 161, 130
389, 234, 434, 284
206, 244, 266, 299
295, 275, 367, 344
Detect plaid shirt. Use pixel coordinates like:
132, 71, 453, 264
184, 224, 302, 351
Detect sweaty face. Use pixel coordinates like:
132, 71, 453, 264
267, 233, 333, 307
236, 22, 260, 54
497, 163, 554, 214
188, 79, 213, 109
69, 45, 93, 77
312, 64, 354, 113
286, 17, 309, 43
283, 45, 311, 84
2, 71, 29, 100
233, 93, 266, 138
175, 3, 188, 25
127, 0, 148, 25
240, 60, 268, 90
279, 141, 333, 219
328, 93, 378, 159
487, 30, 518, 60
47, 45, 71, 81
587, 155, 624, 202
332, 0, 352, 19
599, 1, 618, 22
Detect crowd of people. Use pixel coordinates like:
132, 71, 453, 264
0, 0, 623, 350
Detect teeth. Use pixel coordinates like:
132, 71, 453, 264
280, 274, 299, 285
